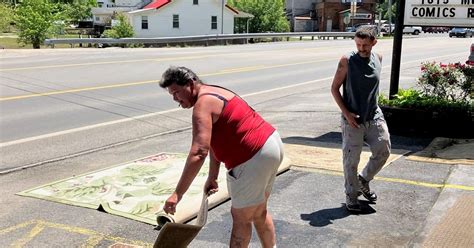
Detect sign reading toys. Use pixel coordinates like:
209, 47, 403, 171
404, 0, 474, 26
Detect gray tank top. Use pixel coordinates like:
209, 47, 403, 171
343, 51, 383, 123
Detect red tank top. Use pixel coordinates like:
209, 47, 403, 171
210, 95, 275, 170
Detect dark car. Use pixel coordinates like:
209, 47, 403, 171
423, 26, 450, 33
449, 28, 473, 38
467, 43, 474, 66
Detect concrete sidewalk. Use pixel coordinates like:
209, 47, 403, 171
190, 134, 474, 247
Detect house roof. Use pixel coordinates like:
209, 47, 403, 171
143, 0, 171, 10
143, 0, 241, 15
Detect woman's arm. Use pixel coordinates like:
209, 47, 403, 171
204, 149, 221, 195
163, 97, 215, 214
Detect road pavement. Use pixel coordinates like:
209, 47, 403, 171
1, 36, 473, 247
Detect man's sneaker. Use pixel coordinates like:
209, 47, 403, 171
359, 175, 377, 202
346, 195, 361, 212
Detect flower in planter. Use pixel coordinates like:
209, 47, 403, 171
379, 62, 473, 138
417, 61, 472, 102
379, 62, 473, 113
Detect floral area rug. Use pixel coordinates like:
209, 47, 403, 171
17, 153, 228, 225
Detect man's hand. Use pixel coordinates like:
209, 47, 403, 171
204, 177, 219, 196
163, 191, 182, 215
344, 112, 360, 128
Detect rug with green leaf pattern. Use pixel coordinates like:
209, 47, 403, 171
17, 153, 228, 225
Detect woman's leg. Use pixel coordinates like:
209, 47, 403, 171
230, 194, 275, 248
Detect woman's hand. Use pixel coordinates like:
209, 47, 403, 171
163, 191, 182, 215
204, 177, 219, 196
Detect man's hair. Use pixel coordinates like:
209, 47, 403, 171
159, 66, 200, 88
355, 26, 377, 41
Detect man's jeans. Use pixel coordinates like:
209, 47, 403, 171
341, 117, 391, 198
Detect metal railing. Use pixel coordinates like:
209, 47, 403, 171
44, 32, 355, 47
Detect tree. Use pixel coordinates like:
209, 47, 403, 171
0, 3, 15, 32
63, 0, 96, 24
228, 0, 289, 33
15, 0, 63, 48
376, 0, 397, 24
102, 13, 134, 39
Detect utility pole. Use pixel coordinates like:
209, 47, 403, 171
291, 0, 295, 31
388, 0, 393, 34
351, 0, 357, 29
221, 0, 224, 34
389, 0, 406, 98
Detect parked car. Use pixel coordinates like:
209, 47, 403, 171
380, 23, 395, 33
467, 43, 474, 66
449, 28, 473, 38
423, 26, 449, 33
345, 26, 356, 32
402, 26, 422, 35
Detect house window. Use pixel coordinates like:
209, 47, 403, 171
141, 16, 148, 29
193, 0, 198, 5
211, 16, 217, 30
95, 16, 100, 21
173, 14, 179, 28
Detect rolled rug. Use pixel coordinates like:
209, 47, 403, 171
156, 191, 209, 227
154, 192, 209, 248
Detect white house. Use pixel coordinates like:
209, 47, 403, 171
92, 0, 151, 26
127, 0, 240, 38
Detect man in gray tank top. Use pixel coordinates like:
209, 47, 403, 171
330, 26, 391, 212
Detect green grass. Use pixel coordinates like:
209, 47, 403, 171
0, 34, 91, 49
0, 37, 22, 49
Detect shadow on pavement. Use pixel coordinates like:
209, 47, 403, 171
283, 132, 433, 152
300, 201, 376, 227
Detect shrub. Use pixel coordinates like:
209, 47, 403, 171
379, 88, 473, 113
103, 13, 133, 39
380, 62, 473, 113
417, 61, 472, 102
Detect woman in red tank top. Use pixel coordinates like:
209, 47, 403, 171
159, 66, 283, 248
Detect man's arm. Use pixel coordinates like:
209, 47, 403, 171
330, 56, 360, 128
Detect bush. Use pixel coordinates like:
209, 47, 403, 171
380, 62, 473, 113
102, 13, 133, 39
417, 62, 472, 102
379, 88, 473, 113
0, 3, 15, 33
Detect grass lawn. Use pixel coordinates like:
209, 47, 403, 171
0, 34, 87, 49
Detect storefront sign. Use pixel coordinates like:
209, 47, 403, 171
404, 0, 474, 26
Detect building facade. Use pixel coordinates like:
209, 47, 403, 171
286, 0, 318, 32
128, 0, 237, 38
286, 0, 376, 32
315, 0, 376, 31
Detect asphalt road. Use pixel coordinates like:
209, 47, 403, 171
0, 36, 471, 173
0, 35, 472, 247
